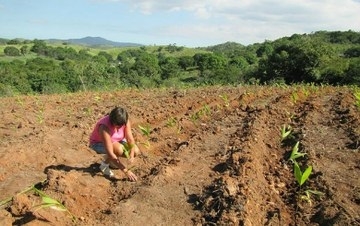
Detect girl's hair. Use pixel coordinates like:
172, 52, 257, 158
109, 106, 128, 126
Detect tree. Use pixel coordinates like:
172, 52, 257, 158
178, 56, 194, 70
98, 51, 114, 63
193, 53, 227, 72
30, 39, 48, 55
0, 60, 32, 94
343, 58, 360, 85
132, 52, 160, 77
20, 45, 29, 55
60, 59, 84, 92
259, 38, 333, 84
344, 47, 360, 58
159, 56, 180, 79
4, 46, 21, 56
26, 58, 66, 94
7, 39, 21, 45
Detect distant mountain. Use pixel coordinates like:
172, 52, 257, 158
47, 36, 143, 47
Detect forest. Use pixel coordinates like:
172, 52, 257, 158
0, 30, 359, 96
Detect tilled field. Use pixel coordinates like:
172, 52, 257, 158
0, 85, 359, 225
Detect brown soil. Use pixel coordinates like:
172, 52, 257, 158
0, 85, 359, 226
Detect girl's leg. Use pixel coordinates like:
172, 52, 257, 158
113, 142, 124, 157
106, 142, 124, 168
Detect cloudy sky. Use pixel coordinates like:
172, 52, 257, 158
0, 0, 359, 47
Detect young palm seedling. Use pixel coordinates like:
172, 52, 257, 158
33, 187, 76, 222
122, 142, 132, 159
293, 161, 312, 187
289, 141, 307, 163
300, 189, 324, 205
0, 182, 76, 222
280, 124, 292, 141
138, 124, 151, 149
354, 89, 360, 109
138, 124, 151, 138
293, 162, 324, 205
166, 117, 182, 133
190, 104, 211, 125
166, 117, 177, 127
291, 92, 299, 104
219, 94, 230, 107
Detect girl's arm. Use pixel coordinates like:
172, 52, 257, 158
99, 124, 118, 160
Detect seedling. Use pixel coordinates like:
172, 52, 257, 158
190, 112, 200, 124
122, 142, 133, 159
15, 96, 24, 107
0, 182, 76, 222
291, 92, 299, 104
200, 104, 211, 116
165, 117, 182, 133
354, 90, 360, 109
33, 187, 76, 221
38, 111, 45, 124
280, 125, 292, 141
293, 161, 312, 187
289, 141, 306, 163
300, 189, 324, 205
139, 140, 151, 149
219, 94, 230, 107
166, 117, 177, 127
138, 124, 151, 137
190, 105, 211, 125
93, 95, 101, 102
302, 87, 310, 98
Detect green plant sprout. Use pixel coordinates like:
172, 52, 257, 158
0, 183, 36, 207
36, 110, 44, 124
122, 143, 131, 158
302, 87, 310, 98
294, 161, 312, 187
289, 141, 307, 163
190, 104, 212, 125
219, 94, 230, 107
93, 95, 101, 102
165, 117, 182, 134
190, 112, 200, 124
33, 187, 76, 221
280, 125, 292, 141
291, 92, 299, 104
300, 189, 324, 205
15, 96, 25, 107
138, 140, 151, 149
0, 182, 76, 222
354, 90, 360, 109
166, 117, 177, 127
200, 104, 211, 116
138, 124, 151, 137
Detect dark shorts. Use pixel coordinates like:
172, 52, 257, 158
89, 140, 127, 154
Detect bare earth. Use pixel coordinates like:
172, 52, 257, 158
0, 85, 359, 226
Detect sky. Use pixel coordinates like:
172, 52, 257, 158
0, 0, 359, 47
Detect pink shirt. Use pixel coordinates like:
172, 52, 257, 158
89, 115, 126, 145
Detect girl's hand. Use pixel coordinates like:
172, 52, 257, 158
124, 169, 137, 181
128, 156, 135, 163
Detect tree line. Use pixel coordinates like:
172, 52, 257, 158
1, 30, 359, 96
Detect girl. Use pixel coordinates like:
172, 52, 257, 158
89, 106, 140, 181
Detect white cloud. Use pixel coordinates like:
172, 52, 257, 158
71, 0, 360, 45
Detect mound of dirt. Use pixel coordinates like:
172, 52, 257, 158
0, 86, 359, 225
